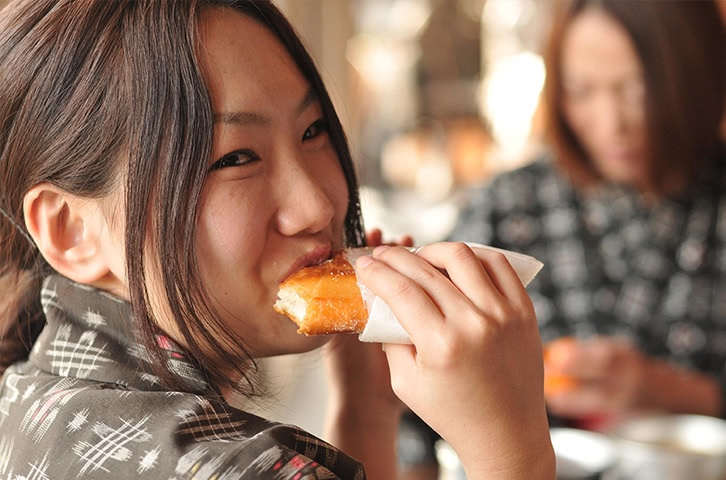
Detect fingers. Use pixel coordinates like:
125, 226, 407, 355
470, 246, 533, 308
397, 235, 414, 247
413, 242, 502, 314
546, 384, 610, 417
370, 246, 488, 329
365, 228, 383, 247
357, 242, 536, 350
355, 251, 446, 345
365, 228, 414, 248
554, 338, 633, 379
414, 243, 533, 319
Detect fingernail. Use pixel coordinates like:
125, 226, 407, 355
373, 245, 390, 256
356, 255, 373, 269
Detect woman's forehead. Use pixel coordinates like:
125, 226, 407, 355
561, 9, 641, 80
200, 8, 310, 117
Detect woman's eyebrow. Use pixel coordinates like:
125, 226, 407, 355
213, 111, 271, 127
295, 88, 317, 116
213, 88, 319, 127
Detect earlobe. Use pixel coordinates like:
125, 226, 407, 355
23, 184, 111, 285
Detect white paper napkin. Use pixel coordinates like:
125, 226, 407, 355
345, 243, 544, 344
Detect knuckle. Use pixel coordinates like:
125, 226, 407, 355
467, 314, 491, 339
513, 301, 537, 326
376, 245, 403, 261
486, 301, 510, 322
413, 266, 437, 284
391, 277, 416, 298
449, 242, 476, 263
479, 250, 509, 271
429, 332, 463, 366
487, 251, 508, 265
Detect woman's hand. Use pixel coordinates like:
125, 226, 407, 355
544, 337, 648, 418
355, 242, 554, 480
544, 336, 723, 419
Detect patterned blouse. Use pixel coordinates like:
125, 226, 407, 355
452, 152, 726, 403
0, 275, 365, 479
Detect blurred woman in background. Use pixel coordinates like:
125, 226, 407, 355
458, 0, 726, 422
401, 0, 726, 477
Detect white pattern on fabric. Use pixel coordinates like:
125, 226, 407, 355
20, 379, 89, 443
40, 285, 61, 312
67, 408, 90, 433
21, 382, 37, 401
73, 415, 152, 475
175, 445, 209, 475
83, 309, 107, 328
47, 327, 114, 378
11, 452, 51, 480
240, 446, 283, 475
0, 436, 14, 475
0, 374, 21, 427
138, 445, 162, 475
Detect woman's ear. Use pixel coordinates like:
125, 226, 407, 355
23, 183, 112, 285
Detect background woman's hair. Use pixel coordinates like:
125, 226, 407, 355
0, 0, 365, 393
543, 0, 726, 194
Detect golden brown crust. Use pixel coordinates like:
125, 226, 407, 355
274, 251, 369, 335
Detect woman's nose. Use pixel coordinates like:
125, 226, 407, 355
599, 84, 643, 142
274, 160, 336, 237
595, 92, 627, 139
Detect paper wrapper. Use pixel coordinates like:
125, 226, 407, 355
344, 243, 544, 344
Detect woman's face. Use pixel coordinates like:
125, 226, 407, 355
560, 8, 648, 187
193, 9, 349, 357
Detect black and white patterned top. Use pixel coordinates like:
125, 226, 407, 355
451, 152, 726, 401
0, 275, 365, 479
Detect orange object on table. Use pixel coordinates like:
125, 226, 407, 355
543, 337, 578, 395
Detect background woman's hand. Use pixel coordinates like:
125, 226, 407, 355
544, 336, 724, 419
543, 337, 649, 418
355, 242, 554, 479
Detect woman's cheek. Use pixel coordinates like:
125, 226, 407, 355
197, 186, 266, 269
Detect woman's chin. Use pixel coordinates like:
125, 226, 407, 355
254, 326, 331, 358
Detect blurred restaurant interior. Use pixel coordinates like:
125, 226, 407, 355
277, 0, 553, 245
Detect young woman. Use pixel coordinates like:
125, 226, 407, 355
0, 1, 554, 478
455, 0, 726, 422
400, 1, 726, 477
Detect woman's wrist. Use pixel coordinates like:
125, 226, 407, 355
324, 397, 402, 480
461, 425, 555, 480
449, 401, 554, 480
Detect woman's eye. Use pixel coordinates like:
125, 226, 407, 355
209, 149, 259, 172
302, 118, 329, 141
564, 86, 591, 101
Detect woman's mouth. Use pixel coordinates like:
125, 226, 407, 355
279, 243, 332, 283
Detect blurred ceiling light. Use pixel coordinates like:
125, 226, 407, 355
355, 0, 431, 37
481, 51, 545, 160
388, 0, 432, 37
482, 0, 526, 29
346, 34, 418, 91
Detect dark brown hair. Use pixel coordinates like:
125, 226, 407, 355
543, 0, 726, 194
0, 0, 365, 394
